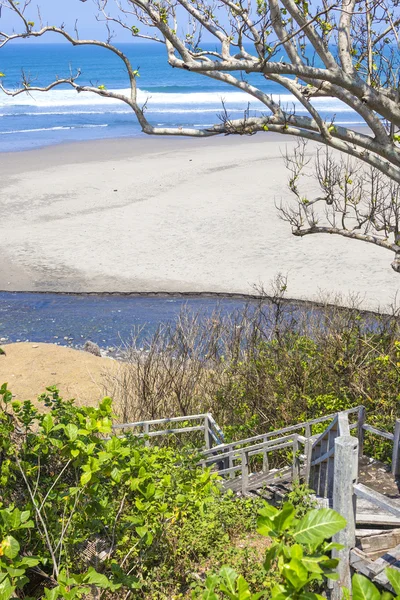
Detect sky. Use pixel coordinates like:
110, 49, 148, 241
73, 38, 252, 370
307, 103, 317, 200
1, 0, 137, 42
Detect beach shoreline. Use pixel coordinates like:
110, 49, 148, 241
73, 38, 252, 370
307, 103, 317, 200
1, 133, 399, 311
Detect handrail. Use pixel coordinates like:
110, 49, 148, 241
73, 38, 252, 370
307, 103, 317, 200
113, 413, 224, 450
362, 424, 394, 441
202, 434, 298, 465
112, 413, 209, 429
202, 406, 363, 457
354, 483, 400, 519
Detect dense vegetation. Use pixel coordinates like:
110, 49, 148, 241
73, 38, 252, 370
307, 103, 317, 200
1, 384, 400, 600
3, 288, 400, 598
0, 384, 271, 599
109, 289, 400, 461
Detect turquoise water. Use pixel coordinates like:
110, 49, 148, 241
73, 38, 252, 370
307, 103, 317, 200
0, 42, 364, 151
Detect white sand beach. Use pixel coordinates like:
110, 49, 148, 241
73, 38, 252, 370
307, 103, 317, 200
0, 133, 399, 310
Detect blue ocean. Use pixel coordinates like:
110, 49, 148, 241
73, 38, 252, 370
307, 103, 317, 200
0, 42, 364, 152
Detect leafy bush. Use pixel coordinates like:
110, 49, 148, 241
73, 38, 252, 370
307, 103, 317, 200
0, 384, 264, 599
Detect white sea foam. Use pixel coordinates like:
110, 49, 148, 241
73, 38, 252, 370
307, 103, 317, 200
0, 86, 355, 114
0, 124, 108, 135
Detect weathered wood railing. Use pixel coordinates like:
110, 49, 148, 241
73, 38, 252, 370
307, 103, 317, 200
112, 407, 400, 598
201, 433, 302, 494
357, 407, 400, 477
314, 410, 400, 599
112, 413, 224, 449
309, 408, 360, 499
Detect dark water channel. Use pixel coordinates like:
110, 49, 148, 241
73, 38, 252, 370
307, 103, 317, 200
0, 291, 384, 356
0, 292, 262, 350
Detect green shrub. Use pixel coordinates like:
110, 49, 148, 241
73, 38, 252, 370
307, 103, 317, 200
0, 384, 266, 599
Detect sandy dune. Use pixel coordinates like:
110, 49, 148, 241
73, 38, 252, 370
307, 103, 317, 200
0, 342, 117, 406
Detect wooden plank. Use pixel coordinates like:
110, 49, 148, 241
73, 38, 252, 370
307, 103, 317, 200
310, 446, 335, 468
362, 424, 394, 441
338, 412, 351, 437
332, 435, 358, 600
354, 483, 400, 518
144, 425, 205, 437
358, 406, 366, 457
392, 419, 400, 477
113, 413, 208, 428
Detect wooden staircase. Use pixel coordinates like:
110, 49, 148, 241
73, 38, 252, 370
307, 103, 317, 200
113, 407, 400, 597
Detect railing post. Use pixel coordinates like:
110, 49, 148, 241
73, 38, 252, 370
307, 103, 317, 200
357, 406, 366, 457
241, 450, 249, 495
143, 423, 150, 447
304, 437, 313, 488
228, 448, 234, 479
204, 416, 212, 450
262, 436, 269, 475
332, 435, 358, 600
292, 435, 299, 481
392, 419, 400, 478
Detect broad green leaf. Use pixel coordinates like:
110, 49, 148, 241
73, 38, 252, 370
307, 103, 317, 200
136, 526, 148, 538
84, 568, 110, 588
257, 515, 274, 537
271, 583, 292, 600
44, 587, 60, 600
289, 544, 303, 560
236, 575, 251, 599
0, 578, 15, 600
258, 504, 278, 518
146, 482, 155, 499
272, 503, 295, 533
323, 542, 344, 552
20, 511, 30, 524
283, 559, 308, 590
352, 574, 380, 600
294, 509, 346, 545
111, 467, 121, 483
42, 414, 54, 433
65, 423, 78, 441
380, 593, 394, 600
1, 535, 20, 559
386, 568, 400, 595
301, 556, 324, 574
80, 471, 92, 486
219, 566, 239, 594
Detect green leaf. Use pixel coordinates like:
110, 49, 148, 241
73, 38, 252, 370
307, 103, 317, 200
352, 574, 380, 600
1, 536, 20, 559
135, 526, 148, 538
20, 511, 30, 524
84, 568, 111, 588
385, 568, 400, 595
80, 471, 92, 485
65, 423, 78, 441
293, 509, 346, 545
42, 414, 54, 433
0, 578, 15, 600
44, 586, 60, 600
219, 566, 238, 595
283, 559, 308, 590
234, 575, 250, 599
272, 503, 295, 533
